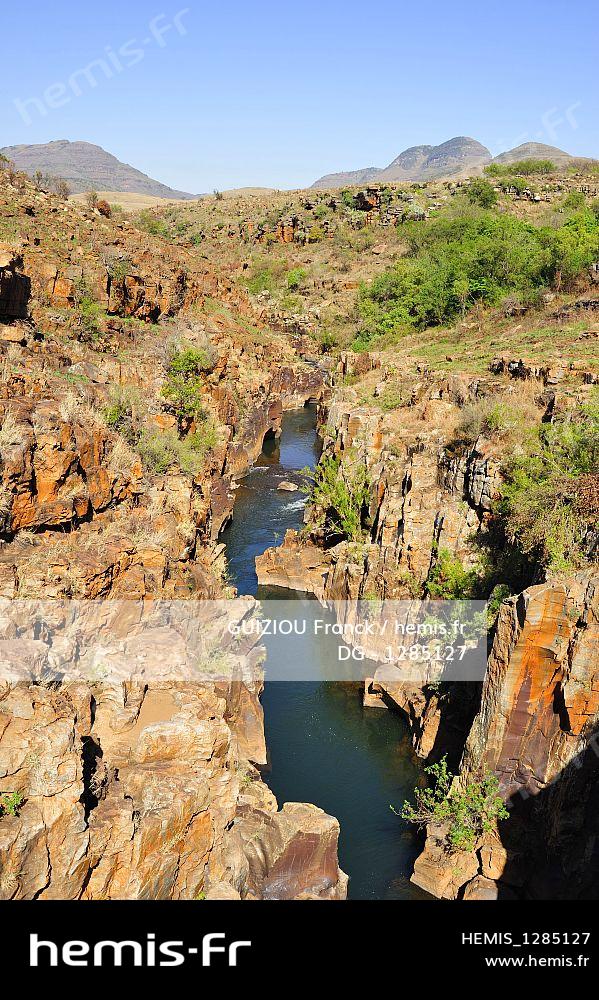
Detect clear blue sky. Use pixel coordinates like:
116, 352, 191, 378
2, 1, 597, 193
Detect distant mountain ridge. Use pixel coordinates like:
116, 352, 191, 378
0, 140, 195, 200
312, 137, 588, 189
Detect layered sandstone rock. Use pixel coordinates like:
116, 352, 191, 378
257, 375, 497, 605
0, 168, 343, 903
0, 605, 347, 900
411, 573, 599, 900
462, 574, 598, 795
0, 400, 141, 536
256, 529, 332, 593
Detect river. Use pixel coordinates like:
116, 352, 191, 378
220, 403, 427, 900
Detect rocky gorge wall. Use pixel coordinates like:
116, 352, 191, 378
0, 606, 347, 900
0, 358, 346, 900
0, 344, 344, 899
0, 170, 348, 901
256, 352, 599, 900
412, 572, 599, 900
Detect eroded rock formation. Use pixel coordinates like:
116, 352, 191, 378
0, 603, 347, 900
411, 573, 599, 899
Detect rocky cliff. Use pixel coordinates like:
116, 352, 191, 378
0, 652, 346, 900
0, 163, 345, 900
412, 573, 599, 900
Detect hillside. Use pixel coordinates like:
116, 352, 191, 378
0, 140, 195, 199
135, 159, 599, 370
492, 141, 578, 166
312, 137, 491, 188
70, 190, 198, 211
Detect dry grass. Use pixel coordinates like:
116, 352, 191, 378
452, 381, 545, 450
104, 512, 168, 550
107, 437, 139, 478
58, 391, 108, 430
70, 191, 194, 211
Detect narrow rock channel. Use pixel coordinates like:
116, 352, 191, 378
220, 403, 428, 900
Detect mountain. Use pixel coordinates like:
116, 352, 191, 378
312, 137, 492, 189
491, 142, 577, 166
0, 140, 195, 199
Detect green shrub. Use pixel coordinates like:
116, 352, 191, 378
162, 375, 205, 423
106, 255, 133, 285
466, 178, 498, 208
76, 295, 104, 341
307, 224, 326, 243
485, 159, 555, 177
563, 190, 585, 211
303, 454, 370, 542
0, 791, 24, 818
137, 210, 169, 238
286, 267, 307, 291
357, 204, 599, 344
318, 328, 338, 353
486, 583, 511, 622
398, 756, 509, 852
103, 384, 145, 440
168, 346, 215, 376
161, 345, 216, 427
426, 547, 479, 598
138, 425, 218, 477
498, 391, 599, 569
496, 175, 530, 195
245, 267, 276, 294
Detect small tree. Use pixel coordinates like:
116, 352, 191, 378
303, 454, 370, 542
397, 756, 509, 852
86, 190, 99, 211
466, 178, 498, 209
53, 177, 71, 200
162, 345, 216, 430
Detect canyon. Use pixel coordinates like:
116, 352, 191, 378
0, 155, 597, 902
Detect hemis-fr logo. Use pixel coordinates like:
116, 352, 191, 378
30, 932, 252, 967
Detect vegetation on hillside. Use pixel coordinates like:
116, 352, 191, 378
162, 344, 216, 429
356, 199, 599, 348
498, 390, 599, 570
485, 158, 556, 177
0, 792, 24, 818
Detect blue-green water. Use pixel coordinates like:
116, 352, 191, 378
220, 404, 426, 899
